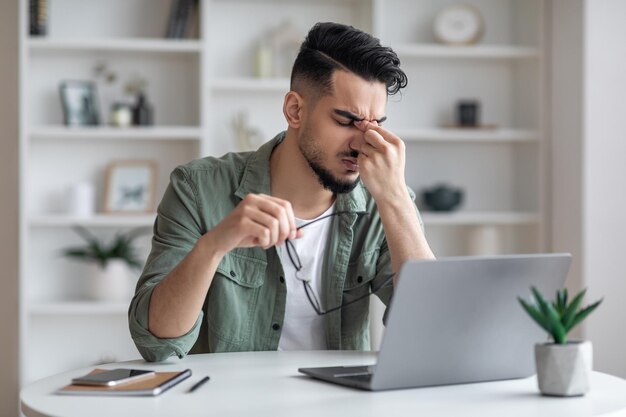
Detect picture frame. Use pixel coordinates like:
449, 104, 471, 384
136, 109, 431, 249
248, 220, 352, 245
103, 160, 157, 213
59, 80, 100, 126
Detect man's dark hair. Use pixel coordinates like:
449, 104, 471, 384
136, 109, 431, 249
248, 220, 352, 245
290, 22, 407, 98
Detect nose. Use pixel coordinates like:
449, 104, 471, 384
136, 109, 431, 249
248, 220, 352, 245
349, 120, 378, 152
348, 129, 366, 154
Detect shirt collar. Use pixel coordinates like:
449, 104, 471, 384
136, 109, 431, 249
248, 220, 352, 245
234, 131, 368, 214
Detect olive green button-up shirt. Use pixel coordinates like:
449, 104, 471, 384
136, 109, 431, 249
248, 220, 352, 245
129, 132, 421, 362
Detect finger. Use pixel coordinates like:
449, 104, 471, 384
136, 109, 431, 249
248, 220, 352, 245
253, 194, 292, 244
363, 129, 388, 150
260, 194, 297, 240
360, 121, 403, 146
242, 205, 280, 248
240, 217, 271, 248
353, 120, 369, 132
359, 141, 378, 158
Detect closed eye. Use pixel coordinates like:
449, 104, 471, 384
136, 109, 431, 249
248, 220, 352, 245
336, 119, 355, 127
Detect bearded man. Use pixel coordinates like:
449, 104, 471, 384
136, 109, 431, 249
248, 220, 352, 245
129, 22, 434, 362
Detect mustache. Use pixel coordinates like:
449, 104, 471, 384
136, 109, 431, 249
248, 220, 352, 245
338, 150, 359, 158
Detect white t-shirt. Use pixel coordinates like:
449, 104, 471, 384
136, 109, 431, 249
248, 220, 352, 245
277, 204, 335, 350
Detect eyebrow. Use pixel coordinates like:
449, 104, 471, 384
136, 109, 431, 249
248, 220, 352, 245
334, 109, 387, 124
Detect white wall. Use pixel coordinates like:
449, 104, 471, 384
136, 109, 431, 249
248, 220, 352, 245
582, 0, 626, 377
551, 0, 626, 377
0, 1, 20, 415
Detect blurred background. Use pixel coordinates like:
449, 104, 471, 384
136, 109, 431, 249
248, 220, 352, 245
1, 0, 625, 415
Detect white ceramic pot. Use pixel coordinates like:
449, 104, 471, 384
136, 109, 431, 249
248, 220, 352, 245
535, 341, 593, 396
85, 259, 134, 302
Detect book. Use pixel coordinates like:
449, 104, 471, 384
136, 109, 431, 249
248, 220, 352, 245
29, 0, 37, 35
29, 0, 48, 36
57, 368, 192, 396
165, 0, 182, 39
165, 0, 196, 39
36, 0, 48, 36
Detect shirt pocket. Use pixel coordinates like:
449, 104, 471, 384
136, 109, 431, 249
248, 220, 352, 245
206, 252, 266, 348
341, 250, 379, 340
344, 250, 378, 288
343, 250, 379, 304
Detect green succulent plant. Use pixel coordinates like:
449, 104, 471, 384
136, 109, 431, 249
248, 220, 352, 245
63, 226, 149, 269
518, 287, 602, 344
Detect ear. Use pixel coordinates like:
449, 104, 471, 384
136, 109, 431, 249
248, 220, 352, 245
283, 91, 304, 128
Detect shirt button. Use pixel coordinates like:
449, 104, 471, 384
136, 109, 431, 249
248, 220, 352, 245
279, 276, 285, 284
230, 270, 236, 277
272, 323, 281, 331
357, 276, 363, 283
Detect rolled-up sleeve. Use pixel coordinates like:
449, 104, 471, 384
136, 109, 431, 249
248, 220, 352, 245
128, 167, 205, 362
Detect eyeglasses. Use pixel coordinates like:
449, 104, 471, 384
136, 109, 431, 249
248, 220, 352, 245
284, 211, 395, 316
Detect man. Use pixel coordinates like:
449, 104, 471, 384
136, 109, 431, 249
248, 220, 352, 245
129, 22, 435, 362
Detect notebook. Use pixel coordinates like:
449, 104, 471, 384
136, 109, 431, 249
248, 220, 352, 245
299, 253, 572, 391
57, 368, 192, 396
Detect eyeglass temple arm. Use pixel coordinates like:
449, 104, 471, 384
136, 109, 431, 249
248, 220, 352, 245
316, 273, 396, 316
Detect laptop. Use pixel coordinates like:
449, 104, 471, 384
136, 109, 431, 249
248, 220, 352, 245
298, 253, 572, 391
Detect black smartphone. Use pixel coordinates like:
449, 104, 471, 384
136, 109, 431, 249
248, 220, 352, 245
71, 368, 155, 386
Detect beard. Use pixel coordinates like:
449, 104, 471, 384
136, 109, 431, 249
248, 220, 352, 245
298, 125, 360, 195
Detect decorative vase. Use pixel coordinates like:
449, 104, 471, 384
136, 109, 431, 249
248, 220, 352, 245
110, 102, 133, 127
85, 259, 134, 302
421, 184, 464, 211
535, 341, 593, 396
133, 93, 154, 126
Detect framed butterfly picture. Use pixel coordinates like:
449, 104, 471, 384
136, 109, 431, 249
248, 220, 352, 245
103, 160, 157, 213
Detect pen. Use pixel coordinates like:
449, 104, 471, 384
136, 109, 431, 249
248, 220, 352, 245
188, 376, 210, 393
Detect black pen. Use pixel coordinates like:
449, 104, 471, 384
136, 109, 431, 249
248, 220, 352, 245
188, 376, 210, 393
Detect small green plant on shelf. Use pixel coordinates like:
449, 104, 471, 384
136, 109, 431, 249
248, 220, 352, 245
62, 226, 149, 269
518, 287, 602, 344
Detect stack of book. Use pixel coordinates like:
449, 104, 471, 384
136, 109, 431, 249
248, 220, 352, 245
29, 0, 48, 36
165, 0, 198, 39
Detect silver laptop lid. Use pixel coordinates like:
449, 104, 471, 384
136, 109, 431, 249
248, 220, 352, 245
371, 253, 572, 391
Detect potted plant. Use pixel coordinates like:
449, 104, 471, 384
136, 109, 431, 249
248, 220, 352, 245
518, 287, 602, 396
63, 226, 148, 302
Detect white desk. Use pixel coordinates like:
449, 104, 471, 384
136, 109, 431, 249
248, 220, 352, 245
21, 350, 626, 417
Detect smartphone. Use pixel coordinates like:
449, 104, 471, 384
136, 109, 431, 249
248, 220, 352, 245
72, 368, 155, 387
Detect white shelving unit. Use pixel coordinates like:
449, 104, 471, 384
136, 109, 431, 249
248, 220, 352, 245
30, 126, 202, 141
27, 38, 203, 53
203, 0, 547, 258
396, 128, 540, 143
211, 77, 290, 93
394, 43, 539, 59
19, 0, 548, 385
29, 214, 157, 228
421, 211, 540, 226
19, 0, 205, 386
28, 301, 129, 316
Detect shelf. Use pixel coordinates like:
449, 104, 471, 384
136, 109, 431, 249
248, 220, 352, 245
28, 301, 128, 316
395, 44, 540, 60
29, 214, 156, 228
210, 77, 290, 93
28, 38, 202, 54
29, 126, 202, 141
421, 211, 541, 226
395, 128, 540, 143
